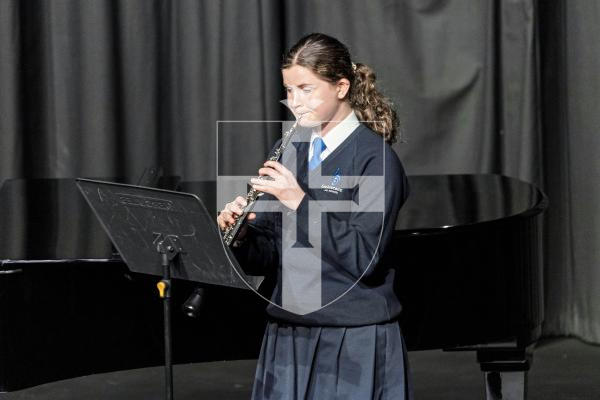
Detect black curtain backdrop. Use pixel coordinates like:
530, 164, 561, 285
539, 0, 600, 344
0, 0, 598, 343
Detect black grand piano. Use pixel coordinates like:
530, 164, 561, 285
0, 174, 547, 399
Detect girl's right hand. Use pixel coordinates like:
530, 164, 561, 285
217, 196, 256, 236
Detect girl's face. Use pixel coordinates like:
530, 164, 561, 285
282, 65, 350, 134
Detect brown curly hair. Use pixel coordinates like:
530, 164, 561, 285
282, 33, 399, 144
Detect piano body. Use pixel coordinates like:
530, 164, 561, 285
394, 174, 547, 399
0, 174, 547, 399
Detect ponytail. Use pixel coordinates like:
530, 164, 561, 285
350, 63, 399, 144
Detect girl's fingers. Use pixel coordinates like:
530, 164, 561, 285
227, 201, 245, 216
257, 167, 280, 178
264, 161, 287, 174
235, 196, 247, 207
218, 196, 249, 230
250, 177, 278, 188
251, 183, 273, 195
219, 210, 237, 225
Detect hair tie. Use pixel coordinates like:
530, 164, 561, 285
351, 62, 357, 72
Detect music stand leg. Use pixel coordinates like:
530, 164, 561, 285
156, 235, 183, 400
157, 242, 178, 400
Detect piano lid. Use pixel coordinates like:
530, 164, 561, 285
395, 174, 548, 234
0, 178, 115, 262
0, 175, 548, 261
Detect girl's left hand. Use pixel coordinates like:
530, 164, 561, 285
251, 160, 305, 210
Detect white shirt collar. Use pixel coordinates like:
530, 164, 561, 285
309, 110, 360, 160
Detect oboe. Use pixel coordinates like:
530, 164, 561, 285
222, 120, 299, 246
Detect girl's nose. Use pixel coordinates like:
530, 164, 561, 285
289, 88, 302, 107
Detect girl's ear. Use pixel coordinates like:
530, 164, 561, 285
336, 78, 351, 99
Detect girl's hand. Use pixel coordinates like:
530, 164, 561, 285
217, 196, 256, 237
250, 161, 305, 210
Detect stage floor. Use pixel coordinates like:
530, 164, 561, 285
3, 338, 599, 400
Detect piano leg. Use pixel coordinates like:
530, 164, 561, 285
484, 370, 526, 400
477, 345, 534, 400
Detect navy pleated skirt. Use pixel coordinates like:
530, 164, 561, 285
251, 320, 413, 400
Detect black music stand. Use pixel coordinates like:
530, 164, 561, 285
75, 178, 263, 400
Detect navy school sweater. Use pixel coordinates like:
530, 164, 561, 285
234, 123, 409, 326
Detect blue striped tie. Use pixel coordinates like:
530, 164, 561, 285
309, 137, 327, 170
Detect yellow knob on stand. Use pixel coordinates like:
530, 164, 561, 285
157, 281, 168, 298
